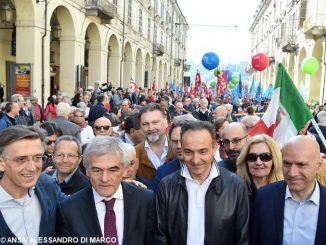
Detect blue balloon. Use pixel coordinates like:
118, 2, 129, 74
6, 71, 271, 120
227, 70, 233, 82
201, 52, 220, 70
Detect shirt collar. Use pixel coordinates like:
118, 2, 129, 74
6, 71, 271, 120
181, 160, 219, 184
92, 184, 124, 204
124, 133, 135, 146
0, 184, 35, 204
144, 136, 168, 149
285, 180, 320, 206
52, 167, 79, 183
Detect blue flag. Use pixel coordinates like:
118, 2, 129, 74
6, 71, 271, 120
255, 80, 262, 101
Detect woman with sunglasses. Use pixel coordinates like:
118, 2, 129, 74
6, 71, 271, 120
39, 121, 63, 173
237, 134, 283, 204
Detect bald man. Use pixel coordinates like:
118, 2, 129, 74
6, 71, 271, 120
252, 135, 326, 245
214, 105, 228, 121
218, 122, 248, 172
93, 117, 113, 136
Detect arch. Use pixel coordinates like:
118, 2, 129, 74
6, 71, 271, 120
310, 39, 323, 100
14, 0, 35, 20
298, 47, 307, 96
85, 22, 102, 87
135, 48, 143, 85
107, 34, 120, 86
123, 42, 133, 87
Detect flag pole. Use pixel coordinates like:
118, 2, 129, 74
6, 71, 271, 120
311, 118, 326, 150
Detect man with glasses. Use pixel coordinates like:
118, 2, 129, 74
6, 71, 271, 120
0, 126, 64, 242
218, 122, 248, 172
52, 135, 89, 195
56, 136, 155, 244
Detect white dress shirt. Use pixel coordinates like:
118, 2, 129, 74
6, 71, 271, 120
144, 137, 169, 169
0, 185, 42, 245
181, 163, 219, 245
93, 185, 124, 244
283, 180, 320, 245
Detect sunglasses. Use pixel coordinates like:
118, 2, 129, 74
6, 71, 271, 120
94, 125, 111, 131
47, 140, 56, 146
246, 153, 272, 162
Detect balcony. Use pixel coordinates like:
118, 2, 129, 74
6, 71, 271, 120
303, 14, 326, 37
280, 35, 298, 53
85, 0, 117, 22
174, 58, 181, 66
154, 43, 164, 56
183, 63, 191, 72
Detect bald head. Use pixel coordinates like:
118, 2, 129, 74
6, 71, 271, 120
282, 135, 322, 201
93, 117, 113, 136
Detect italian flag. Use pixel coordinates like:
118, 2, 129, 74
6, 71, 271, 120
249, 63, 313, 147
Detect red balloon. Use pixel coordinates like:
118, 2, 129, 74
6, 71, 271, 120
251, 53, 269, 71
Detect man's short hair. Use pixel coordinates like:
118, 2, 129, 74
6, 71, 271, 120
5, 102, 15, 113
83, 136, 129, 169
139, 103, 167, 120
124, 114, 141, 133
180, 120, 216, 146
169, 114, 197, 138
0, 126, 46, 156
97, 93, 105, 103
56, 102, 71, 116
54, 135, 82, 156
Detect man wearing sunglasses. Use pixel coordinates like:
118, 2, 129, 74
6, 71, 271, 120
218, 122, 249, 173
252, 135, 326, 245
93, 117, 113, 136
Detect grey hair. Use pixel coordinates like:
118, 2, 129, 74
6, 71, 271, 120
54, 135, 82, 156
11, 94, 23, 103
56, 102, 71, 116
83, 136, 129, 169
123, 142, 136, 153
317, 111, 326, 124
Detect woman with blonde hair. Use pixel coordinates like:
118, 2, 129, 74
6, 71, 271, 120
237, 134, 283, 204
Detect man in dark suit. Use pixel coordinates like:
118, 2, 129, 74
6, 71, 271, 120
52, 135, 89, 195
56, 136, 155, 245
54, 102, 81, 142
252, 135, 326, 245
0, 126, 64, 243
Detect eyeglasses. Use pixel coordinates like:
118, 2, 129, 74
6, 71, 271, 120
3, 154, 43, 165
94, 125, 111, 131
220, 135, 247, 146
53, 153, 80, 161
246, 153, 272, 162
47, 140, 56, 146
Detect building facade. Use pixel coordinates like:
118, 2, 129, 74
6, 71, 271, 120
249, 0, 326, 104
0, 0, 189, 104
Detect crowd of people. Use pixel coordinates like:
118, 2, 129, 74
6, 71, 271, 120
0, 82, 325, 245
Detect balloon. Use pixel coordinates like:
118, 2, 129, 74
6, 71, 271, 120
210, 81, 216, 88
213, 69, 218, 77
202, 52, 220, 70
301, 57, 319, 75
227, 70, 233, 82
231, 73, 240, 84
251, 53, 269, 71
229, 83, 235, 89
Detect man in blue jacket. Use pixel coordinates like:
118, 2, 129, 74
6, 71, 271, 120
0, 102, 19, 132
0, 126, 64, 244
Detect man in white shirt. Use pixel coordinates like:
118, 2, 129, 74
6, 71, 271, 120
56, 136, 155, 245
252, 135, 326, 245
136, 103, 174, 181
155, 120, 249, 245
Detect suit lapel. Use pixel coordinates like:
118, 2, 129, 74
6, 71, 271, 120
274, 181, 286, 245
122, 182, 133, 245
79, 186, 103, 237
314, 184, 326, 245
35, 181, 51, 237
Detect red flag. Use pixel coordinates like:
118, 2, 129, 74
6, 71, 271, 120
129, 78, 138, 93
217, 70, 228, 97
194, 71, 201, 94
152, 80, 156, 91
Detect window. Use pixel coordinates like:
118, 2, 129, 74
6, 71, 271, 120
147, 18, 151, 39
113, 0, 118, 13
127, 0, 132, 25
139, 9, 143, 33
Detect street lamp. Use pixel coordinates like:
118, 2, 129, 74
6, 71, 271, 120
51, 25, 62, 41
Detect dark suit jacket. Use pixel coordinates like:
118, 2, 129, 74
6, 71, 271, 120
0, 174, 64, 245
252, 181, 326, 245
54, 116, 81, 142
152, 159, 181, 192
56, 182, 155, 245
135, 141, 174, 181
58, 168, 90, 196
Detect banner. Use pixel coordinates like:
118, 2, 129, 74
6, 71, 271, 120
15, 64, 31, 97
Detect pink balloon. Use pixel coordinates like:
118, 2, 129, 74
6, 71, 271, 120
251, 53, 269, 71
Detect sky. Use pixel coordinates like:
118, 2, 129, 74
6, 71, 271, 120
177, 0, 261, 65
